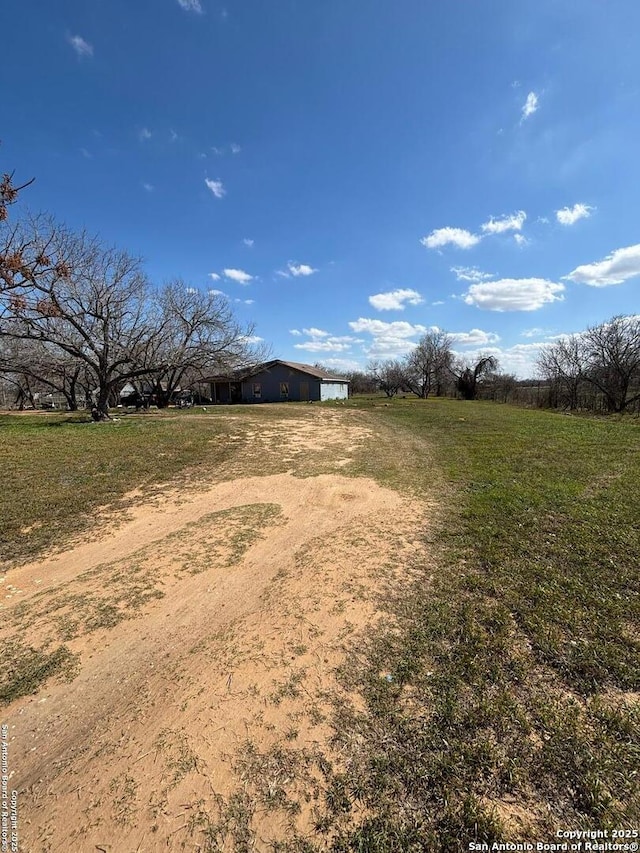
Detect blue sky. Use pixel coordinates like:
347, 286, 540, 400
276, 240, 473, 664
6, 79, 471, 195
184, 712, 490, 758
3, 0, 639, 376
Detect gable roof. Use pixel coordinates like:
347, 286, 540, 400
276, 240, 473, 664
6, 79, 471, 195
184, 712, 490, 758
206, 359, 349, 384
246, 359, 349, 382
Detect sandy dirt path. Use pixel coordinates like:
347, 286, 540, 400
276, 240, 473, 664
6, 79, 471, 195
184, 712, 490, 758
0, 409, 428, 852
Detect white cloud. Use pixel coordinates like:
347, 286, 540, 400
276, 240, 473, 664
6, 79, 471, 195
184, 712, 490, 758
230, 143, 241, 154
294, 339, 354, 353
177, 0, 203, 12
242, 335, 263, 345
68, 35, 93, 58
223, 268, 253, 285
449, 329, 501, 346
142, 182, 154, 192
481, 210, 526, 234
421, 227, 480, 250
289, 329, 302, 336
463, 278, 564, 311
555, 203, 594, 226
521, 327, 551, 338
454, 343, 546, 379
318, 358, 361, 371
209, 289, 225, 296
208, 273, 221, 281
348, 317, 430, 359
205, 178, 225, 198
169, 129, 178, 142
278, 262, 317, 278
521, 91, 539, 120
432, 300, 445, 306
289, 262, 317, 277
302, 327, 329, 338
451, 266, 494, 283
243, 238, 254, 247
514, 234, 528, 246
211, 146, 224, 155
565, 243, 640, 287
138, 127, 152, 142
368, 288, 424, 311
349, 318, 428, 338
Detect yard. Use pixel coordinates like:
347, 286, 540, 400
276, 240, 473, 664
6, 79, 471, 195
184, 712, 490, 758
0, 400, 638, 851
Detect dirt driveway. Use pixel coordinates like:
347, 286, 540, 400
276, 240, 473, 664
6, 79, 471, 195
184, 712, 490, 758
1, 408, 428, 851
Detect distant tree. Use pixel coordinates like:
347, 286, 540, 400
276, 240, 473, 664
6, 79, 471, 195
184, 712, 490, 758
452, 354, 499, 400
537, 335, 586, 410
404, 330, 453, 399
368, 359, 406, 397
582, 315, 640, 412
150, 281, 265, 407
344, 369, 378, 395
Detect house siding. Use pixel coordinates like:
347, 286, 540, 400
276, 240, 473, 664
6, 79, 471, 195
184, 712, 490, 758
240, 363, 323, 402
319, 382, 349, 401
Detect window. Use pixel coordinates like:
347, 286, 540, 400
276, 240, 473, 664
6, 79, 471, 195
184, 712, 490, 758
253, 383, 261, 398
280, 382, 289, 399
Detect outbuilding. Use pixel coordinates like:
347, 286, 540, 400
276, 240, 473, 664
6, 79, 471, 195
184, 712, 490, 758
207, 359, 349, 403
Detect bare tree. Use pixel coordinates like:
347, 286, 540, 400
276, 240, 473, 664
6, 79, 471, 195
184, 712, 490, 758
0, 218, 161, 416
150, 281, 267, 407
583, 315, 640, 413
536, 335, 586, 410
368, 359, 406, 398
404, 330, 453, 399
0, 337, 86, 410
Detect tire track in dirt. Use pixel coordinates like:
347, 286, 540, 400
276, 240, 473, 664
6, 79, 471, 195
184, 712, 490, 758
1, 411, 429, 851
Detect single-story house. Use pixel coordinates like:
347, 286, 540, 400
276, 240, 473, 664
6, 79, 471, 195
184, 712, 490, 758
206, 359, 349, 403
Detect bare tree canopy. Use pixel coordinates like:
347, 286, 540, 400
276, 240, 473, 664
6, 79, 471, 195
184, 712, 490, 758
537, 315, 640, 413
403, 330, 453, 399
368, 359, 406, 398
0, 217, 265, 415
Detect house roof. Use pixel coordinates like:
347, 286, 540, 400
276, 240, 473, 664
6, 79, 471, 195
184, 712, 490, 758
206, 359, 349, 384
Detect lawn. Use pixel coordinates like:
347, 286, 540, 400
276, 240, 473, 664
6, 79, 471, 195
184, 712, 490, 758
1, 400, 638, 848
318, 398, 640, 849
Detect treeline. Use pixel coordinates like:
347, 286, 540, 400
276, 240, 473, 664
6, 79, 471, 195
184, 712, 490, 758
0, 167, 264, 416
324, 316, 640, 415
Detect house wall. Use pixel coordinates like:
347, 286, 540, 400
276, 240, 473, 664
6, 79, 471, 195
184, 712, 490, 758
240, 363, 324, 402
319, 382, 349, 401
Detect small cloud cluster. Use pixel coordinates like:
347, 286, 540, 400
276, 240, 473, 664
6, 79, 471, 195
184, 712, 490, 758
451, 266, 494, 283
521, 91, 539, 121
421, 227, 480, 251
208, 269, 254, 285
139, 127, 152, 142
368, 288, 424, 311
68, 34, 93, 58
349, 318, 430, 358
243, 238, 254, 247
277, 262, 318, 278
422, 211, 527, 252
291, 327, 360, 353
481, 210, 526, 235
177, 0, 203, 12
555, 203, 594, 226
205, 178, 225, 198
449, 329, 501, 346
222, 268, 253, 284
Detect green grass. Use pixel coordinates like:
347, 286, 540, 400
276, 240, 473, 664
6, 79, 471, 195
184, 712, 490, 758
1, 399, 639, 847
0, 410, 242, 565
311, 398, 640, 849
